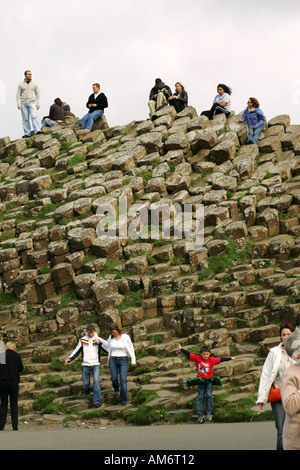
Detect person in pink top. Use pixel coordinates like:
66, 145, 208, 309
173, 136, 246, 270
178, 343, 237, 423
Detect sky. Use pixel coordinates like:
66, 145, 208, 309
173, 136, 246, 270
1, 0, 300, 141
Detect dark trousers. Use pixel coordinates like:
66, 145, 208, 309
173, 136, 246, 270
169, 100, 185, 113
0, 380, 19, 430
109, 356, 128, 405
271, 400, 285, 450
201, 103, 230, 120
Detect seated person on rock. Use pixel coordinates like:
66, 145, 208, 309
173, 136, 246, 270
201, 83, 232, 120
81, 83, 108, 131
239, 97, 265, 144
41, 98, 65, 127
148, 78, 172, 120
168, 81, 188, 113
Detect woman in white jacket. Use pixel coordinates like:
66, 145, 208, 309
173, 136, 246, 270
256, 323, 294, 450
100, 323, 136, 406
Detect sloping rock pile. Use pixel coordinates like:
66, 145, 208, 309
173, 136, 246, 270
0, 106, 300, 425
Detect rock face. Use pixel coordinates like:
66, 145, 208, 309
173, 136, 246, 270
1, 108, 300, 423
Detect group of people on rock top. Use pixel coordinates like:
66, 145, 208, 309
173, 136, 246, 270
16, 71, 265, 145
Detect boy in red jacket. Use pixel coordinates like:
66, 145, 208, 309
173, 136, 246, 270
178, 343, 237, 423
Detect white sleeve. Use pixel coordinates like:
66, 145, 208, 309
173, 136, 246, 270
222, 93, 230, 103
123, 334, 136, 365
256, 350, 275, 404
97, 335, 109, 350
16, 84, 22, 107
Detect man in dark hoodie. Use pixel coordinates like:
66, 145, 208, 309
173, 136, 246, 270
0, 342, 24, 431
148, 78, 172, 120
81, 83, 108, 131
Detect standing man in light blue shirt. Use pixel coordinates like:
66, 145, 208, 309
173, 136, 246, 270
16, 70, 42, 138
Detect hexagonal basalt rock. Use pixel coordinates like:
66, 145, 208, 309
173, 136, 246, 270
210, 140, 236, 164
91, 279, 119, 303
125, 255, 148, 274
246, 289, 274, 306
165, 132, 189, 151
51, 262, 75, 288
256, 208, 280, 236
203, 190, 227, 205
73, 197, 93, 215
56, 307, 80, 334
92, 237, 121, 259
204, 206, 230, 226
28, 175, 53, 196
268, 235, 295, 260
258, 135, 282, 153
74, 273, 97, 299
139, 132, 163, 153
53, 202, 74, 223
68, 228, 97, 250
226, 221, 248, 240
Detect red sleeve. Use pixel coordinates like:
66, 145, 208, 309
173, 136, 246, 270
211, 357, 221, 366
189, 353, 200, 363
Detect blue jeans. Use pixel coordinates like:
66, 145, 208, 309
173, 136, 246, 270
271, 400, 285, 450
109, 356, 128, 404
21, 102, 41, 135
41, 118, 58, 128
81, 365, 101, 405
247, 125, 264, 144
196, 380, 214, 417
81, 109, 103, 131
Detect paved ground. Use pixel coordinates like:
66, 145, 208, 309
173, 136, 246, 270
0, 421, 276, 452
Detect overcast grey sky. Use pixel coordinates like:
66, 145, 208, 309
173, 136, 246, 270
1, 0, 300, 140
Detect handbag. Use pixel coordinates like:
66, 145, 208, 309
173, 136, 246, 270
268, 384, 281, 403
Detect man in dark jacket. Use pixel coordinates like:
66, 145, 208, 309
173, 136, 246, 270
81, 83, 108, 131
0, 342, 24, 431
148, 78, 172, 120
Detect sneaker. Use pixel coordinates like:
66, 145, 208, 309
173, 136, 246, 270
206, 413, 212, 421
197, 415, 204, 423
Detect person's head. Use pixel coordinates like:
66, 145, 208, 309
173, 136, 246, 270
54, 98, 64, 107
6, 341, 16, 351
248, 97, 260, 108
217, 83, 232, 96
92, 83, 100, 93
86, 323, 96, 337
155, 78, 163, 89
285, 327, 300, 361
110, 323, 122, 338
24, 70, 32, 82
280, 323, 294, 344
175, 82, 184, 93
200, 345, 211, 360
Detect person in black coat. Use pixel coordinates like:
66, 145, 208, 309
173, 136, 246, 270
81, 83, 108, 131
0, 342, 24, 431
168, 81, 188, 113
